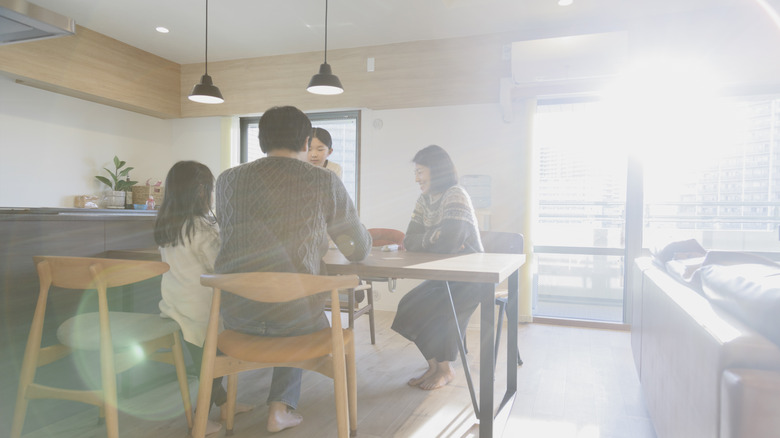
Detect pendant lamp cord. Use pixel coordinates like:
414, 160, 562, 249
323, 0, 329, 64
204, 0, 210, 75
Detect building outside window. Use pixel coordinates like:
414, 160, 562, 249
533, 95, 780, 324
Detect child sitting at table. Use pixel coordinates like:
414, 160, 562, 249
154, 161, 252, 434
307, 127, 342, 179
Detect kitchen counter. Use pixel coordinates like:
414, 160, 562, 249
0, 206, 165, 431
0, 207, 157, 220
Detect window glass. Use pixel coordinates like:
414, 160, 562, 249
239, 111, 360, 206
642, 97, 780, 253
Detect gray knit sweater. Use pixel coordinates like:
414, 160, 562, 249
214, 156, 371, 330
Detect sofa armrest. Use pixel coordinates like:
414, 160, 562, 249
721, 368, 780, 438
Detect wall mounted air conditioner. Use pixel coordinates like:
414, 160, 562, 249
0, 0, 75, 45
511, 31, 628, 85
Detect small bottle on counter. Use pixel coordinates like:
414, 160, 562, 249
146, 194, 155, 210
125, 176, 133, 209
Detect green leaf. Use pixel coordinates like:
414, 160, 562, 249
95, 176, 113, 188
113, 156, 121, 168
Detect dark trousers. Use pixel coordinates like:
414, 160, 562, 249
186, 341, 228, 409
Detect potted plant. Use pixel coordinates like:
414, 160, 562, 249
95, 156, 137, 208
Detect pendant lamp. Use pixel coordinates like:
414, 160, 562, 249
307, 0, 343, 95
189, 0, 224, 104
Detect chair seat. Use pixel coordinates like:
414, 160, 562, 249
218, 328, 354, 363
57, 312, 181, 350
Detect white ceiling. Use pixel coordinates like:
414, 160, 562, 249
25, 0, 766, 65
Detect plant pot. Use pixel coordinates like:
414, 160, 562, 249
105, 190, 126, 209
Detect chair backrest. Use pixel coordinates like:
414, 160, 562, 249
368, 228, 405, 249
479, 231, 524, 255
33, 256, 170, 290
200, 272, 360, 303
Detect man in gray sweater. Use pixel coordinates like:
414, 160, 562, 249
214, 105, 372, 432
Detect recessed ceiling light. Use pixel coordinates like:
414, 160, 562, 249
558, 0, 573, 5
156, 26, 170, 33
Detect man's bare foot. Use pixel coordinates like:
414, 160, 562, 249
418, 362, 455, 390
407, 359, 437, 386
220, 402, 254, 420
267, 401, 303, 433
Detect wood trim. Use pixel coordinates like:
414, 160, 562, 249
181, 33, 512, 117
0, 25, 181, 119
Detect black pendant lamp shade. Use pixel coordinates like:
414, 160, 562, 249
190, 74, 223, 104
189, 0, 224, 104
308, 63, 343, 95
307, 0, 343, 95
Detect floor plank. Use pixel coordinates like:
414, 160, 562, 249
11, 310, 656, 438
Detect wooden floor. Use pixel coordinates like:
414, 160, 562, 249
13, 311, 656, 438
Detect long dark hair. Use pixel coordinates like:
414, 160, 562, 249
154, 161, 215, 247
412, 145, 458, 194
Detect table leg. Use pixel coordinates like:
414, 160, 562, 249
445, 281, 479, 417
479, 284, 496, 438
506, 270, 519, 394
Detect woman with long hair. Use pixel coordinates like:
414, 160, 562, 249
391, 145, 489, 390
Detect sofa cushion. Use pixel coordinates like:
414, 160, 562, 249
700, 262, 780, 347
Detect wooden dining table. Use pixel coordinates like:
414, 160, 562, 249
324, 247, 526, 438
105, 246, 526, 437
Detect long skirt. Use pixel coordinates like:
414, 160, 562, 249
391, 280, 490, 362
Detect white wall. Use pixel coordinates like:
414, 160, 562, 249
0, 76, 222, 208
0, 74, 531, 310
359, 103, 530, 310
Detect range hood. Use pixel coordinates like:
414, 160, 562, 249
0, 0, 75, 45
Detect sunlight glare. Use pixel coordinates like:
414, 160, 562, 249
601, 56, 741, 198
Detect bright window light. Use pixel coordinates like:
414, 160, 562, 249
156, 26, 170, 33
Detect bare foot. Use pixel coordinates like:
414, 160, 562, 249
267, 401, 303, 433
407, 359, 437, 386
205, 419, 222, 436
220, 402, 254, 420
418, 362, 455, 390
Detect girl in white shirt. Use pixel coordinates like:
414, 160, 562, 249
155, 161, 250, 434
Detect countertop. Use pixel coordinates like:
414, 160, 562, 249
0, 207, 157, 220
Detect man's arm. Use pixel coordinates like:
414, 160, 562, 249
327, 175, 372, 261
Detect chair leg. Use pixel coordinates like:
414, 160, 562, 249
171, 332, 193, 430
102, 357, 120, 438
347, 290, 355, 329
225, 374, 238, 435
192, 360, 217, 438
346, 340, 358, 436
332, 357, 350, 438
366, 286, 376, 345
496, 298, 523, 367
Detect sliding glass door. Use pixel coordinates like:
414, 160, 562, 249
532, 99, 628, 323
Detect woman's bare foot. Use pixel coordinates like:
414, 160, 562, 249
407, 359, 437, 386
267, 401, 303, 433
418, 361, 455, 390
220, 402, 254, 420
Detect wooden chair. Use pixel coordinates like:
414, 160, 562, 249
327, 228, 405, 345
194, 272, 361, 438
11, 256, 192, 438
480, 231, 524, 367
